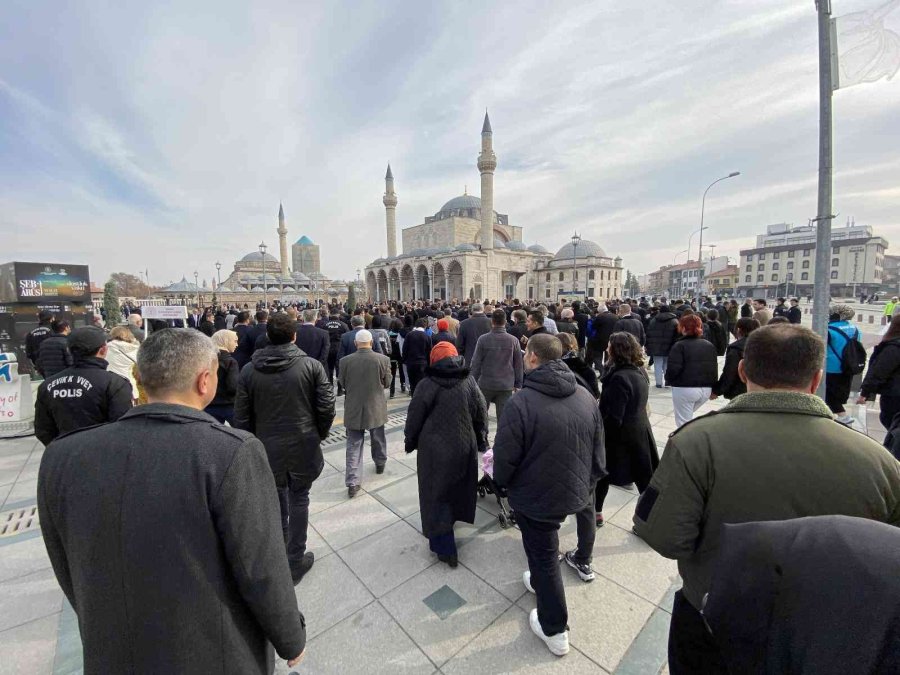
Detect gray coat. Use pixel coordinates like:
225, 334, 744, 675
470, 327, 524, 391
457, 314, 492, 366
338, 348, 392, 430
37, 403, 306, 674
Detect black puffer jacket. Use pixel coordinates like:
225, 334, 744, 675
36, 335, 73, 378
704, 320, 729, 356
861, 339, 900, 398
404, 356, 487, 537
665, 336, 719, 388
713, 337, 747, 399
562, 354, 600, 399
613, 315, 646, 346
493, 360, 606, 519
34, 357, 133, 445
234, 343, 335, 485
645, 312, 678, 357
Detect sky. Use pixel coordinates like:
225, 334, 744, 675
2, 0, 899, 287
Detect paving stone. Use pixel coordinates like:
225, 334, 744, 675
293, 551, 374, 640
455, 525, 529, 602
4, 478, 38, 505
0, 613, 59, 675
371, 474, 420, 518
322, 448, 413, 491
0, 568, 64, 633
339, 521, 435, 597
616, 608, 671, 675
0, 535, 52, 583
442, 605, 608, 674
309, 493, 399, 551
281, 602, 433, 675
404, 505, 497, 545
598, 486, 636, 520
516, 570, 656, 672
0, 438, 38, 458
381, 563, 510, 666
0, 483, 12, 509
0, 466, 24, 488
308, 471, 353, 515
305, 523, 333, 560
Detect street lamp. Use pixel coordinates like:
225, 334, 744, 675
215, 261, 222, 306
571, 232, 581, 296
697, 172, 740, 262
673, 249, 689, 265
193, 271, 199, 306
688, 227, 708, 262
259, 241, 267, 309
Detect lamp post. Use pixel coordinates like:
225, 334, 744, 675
571, 232, 581, 297
193, 271, 199, 306
697, 172, 740, 262
673, 249, 689, 265
259, 241, 267, 309
215, 261, 221, 306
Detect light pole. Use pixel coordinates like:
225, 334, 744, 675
571, 232, 581, 297
193, 271, 200, 306
673, 249, 689, 265
697, 172, 740, 262
215, 261, 221, 306
259, 241, 268, 309
688, 227, 708, 262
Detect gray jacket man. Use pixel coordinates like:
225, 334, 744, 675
470, 309, 524, 423
338, 329, 392, 497
38, 328, 307, 674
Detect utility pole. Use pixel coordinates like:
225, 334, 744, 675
813, 0, 835, 399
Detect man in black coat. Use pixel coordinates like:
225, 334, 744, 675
323, 309, 350, 385
35, 319, 73, 378
401, 318, 433, 394
788, 298, 802, 324
296, 308, 330, 370
456, 303, 492, 366
34, 326, 133, 445
38, 328, 307, 674
645, 306, 679, 388
585, 304, 618, 371
572, 302, 591, 353
493, 334, 606, 657
337, 316, 383, 361
234, 313, 335, 584
613, 304, 646, 347
233, 310, 268, 369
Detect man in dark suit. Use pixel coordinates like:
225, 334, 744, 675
234, 310, 268, 369
38, 328, 307, 673
296, 309, 330, 370
337, 316, 383, 361
187, 306, 202, 329
456, 302, 492, 366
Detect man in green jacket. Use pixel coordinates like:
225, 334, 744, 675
885, 296, 898, 318
633, 323, 900, 674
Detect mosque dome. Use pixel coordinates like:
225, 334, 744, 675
241, 251, 279, 263
528, 244, 549, 254
440, 194, 482, 212
554, 240, 607, 260
506, 241, 527, 251
455, 243, 477, 252
295, 236, 314, 245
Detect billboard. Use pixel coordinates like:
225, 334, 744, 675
0, 262, 91, 303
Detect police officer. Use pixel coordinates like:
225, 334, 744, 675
34, 326, 133, 445
25, 310, 54, 374
324, 309, 350, 389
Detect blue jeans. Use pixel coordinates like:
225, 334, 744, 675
277, 474, 312, 567
653, 356, 668, 387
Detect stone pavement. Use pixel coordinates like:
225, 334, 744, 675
0, 377, 888, 675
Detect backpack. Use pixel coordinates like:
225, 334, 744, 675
827, 326, 867, 376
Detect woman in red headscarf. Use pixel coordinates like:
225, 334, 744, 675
404, 341, 488, 567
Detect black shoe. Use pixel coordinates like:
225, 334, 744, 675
348, 485, 361, 498
290, 552, 315, 585
390, 393, 395, 399
376, 464, 385, 474
438, 554, 458, 568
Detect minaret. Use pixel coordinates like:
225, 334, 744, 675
383, 163, 398, 258
477, 111, 497, 250
277, 203, 289, 277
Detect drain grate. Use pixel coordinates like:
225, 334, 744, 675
0, 505, 40, 538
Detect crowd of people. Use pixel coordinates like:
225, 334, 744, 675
25, 292, 900, 672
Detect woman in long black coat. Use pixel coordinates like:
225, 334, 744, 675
404, 342, 487, 567
596, 332, 658, 526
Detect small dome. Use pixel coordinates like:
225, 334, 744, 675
554, 240, 607, 260
295, 236, 314, 245
282, 286, 296, 292
456, 243, 477, 252
493, 237, 507, 249
408, 248, 427, 257
528, 244, 549, 254
440, 194, 482, 212
506, 241, 527, 251
241, 251, 279, 263
292, 270, 310, 280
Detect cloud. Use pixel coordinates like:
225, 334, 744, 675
1, 0, 898, 287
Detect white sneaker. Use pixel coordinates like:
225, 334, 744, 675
523, 570, 535, 594
529, 608, 569, 656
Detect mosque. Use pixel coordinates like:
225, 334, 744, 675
160, 205, 358, 305
364, 113, 623, 303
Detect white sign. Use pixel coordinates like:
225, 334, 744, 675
142, 305, 188, 320
0, 354, 23, 421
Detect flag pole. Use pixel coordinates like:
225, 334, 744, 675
813, 0, 835, 399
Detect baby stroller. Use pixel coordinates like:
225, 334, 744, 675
477, 449, 516, 528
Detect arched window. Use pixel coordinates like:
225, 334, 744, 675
589, 270, 595, 280
558, 272, 564, 282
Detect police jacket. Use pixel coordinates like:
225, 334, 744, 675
25, 325, 52, 366
34, 357, 133, 445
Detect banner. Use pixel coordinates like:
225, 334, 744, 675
0, 262, 91, 303
832, 0, 900, 90
0, 354, 22, 421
